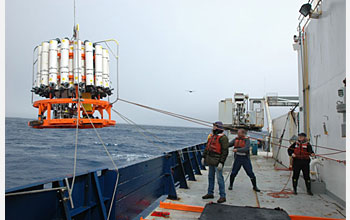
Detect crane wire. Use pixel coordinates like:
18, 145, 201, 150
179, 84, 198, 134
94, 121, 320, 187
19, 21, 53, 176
118, 98, 344, 154
112, 109, 207, 158
112, 109, 167, 153
111, 99, 345, 203
69, 0, 82, 196
112, 103, 344, 199
269, 141, 345, 164
117, 98, 212, 127
110, 98, 345, 205
73, 0, 76, 29
81, 105, 119, 220
68, 104, 79, 202
69, 0, 87, 200
248, 129, 344, 153
116, 98, 345, 164
112, 109, 167, 144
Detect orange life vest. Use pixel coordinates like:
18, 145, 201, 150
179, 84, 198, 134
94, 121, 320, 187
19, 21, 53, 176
234, 137, 247, 148
294, 141, 310, 159
206, 133, 224, 154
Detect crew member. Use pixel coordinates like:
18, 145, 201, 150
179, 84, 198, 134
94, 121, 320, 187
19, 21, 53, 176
202, 121, 229, 203
288, 132, 315, 195
228, 129, 260, 192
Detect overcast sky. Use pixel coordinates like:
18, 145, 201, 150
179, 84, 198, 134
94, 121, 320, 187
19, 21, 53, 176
6, 0, 305, 127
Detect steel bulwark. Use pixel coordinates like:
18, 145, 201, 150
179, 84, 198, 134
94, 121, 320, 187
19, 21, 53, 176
5, 143, 206, 220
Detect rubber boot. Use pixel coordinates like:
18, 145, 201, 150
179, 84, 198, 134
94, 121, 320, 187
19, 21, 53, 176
292, 178, 298, 195
250, 177, 261, 192
305, 180, 313, 196
228, 175, 235, 190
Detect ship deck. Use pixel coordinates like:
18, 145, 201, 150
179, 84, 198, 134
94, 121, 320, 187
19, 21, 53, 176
146, 152, 346, 219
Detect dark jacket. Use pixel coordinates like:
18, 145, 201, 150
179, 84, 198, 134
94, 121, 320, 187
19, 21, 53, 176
203, 133, 229, 166
228, 137, 250, 157
287, 141, 314, 161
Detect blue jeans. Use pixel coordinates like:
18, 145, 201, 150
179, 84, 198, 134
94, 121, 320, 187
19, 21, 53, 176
207, 165, 226, 198
231, 155, 255, 179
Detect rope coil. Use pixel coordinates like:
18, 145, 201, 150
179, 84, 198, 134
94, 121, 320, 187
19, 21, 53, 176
266, 171, 294, 198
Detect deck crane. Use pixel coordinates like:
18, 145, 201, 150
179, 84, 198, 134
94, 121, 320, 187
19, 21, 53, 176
219, 92, 299, 149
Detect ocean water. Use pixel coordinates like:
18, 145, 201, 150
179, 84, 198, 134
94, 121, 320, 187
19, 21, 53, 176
5, 117, 210, 190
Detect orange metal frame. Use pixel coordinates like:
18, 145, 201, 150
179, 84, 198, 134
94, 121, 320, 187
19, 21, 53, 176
29, 98, 116, 129
30, 47, 116, 129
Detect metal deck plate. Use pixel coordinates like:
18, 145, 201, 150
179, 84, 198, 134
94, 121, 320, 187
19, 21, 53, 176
199, 203, 291, 220
147, 151, 346, 219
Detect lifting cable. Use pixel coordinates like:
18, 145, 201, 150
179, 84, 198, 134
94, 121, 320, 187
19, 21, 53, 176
117, 98, 212, 127
110, 98, 344, 202
68, 96, 82, 208
69, 98, 80, 193
112, 109, 167, 144
111, 100, 344, 200
81, 105, 119, 220
251, 132, 346, 163
269, 141, 346, 164
112, 109, 167, 152
116, 98, 346, 164
118, 98, 344, 152
249, 129, 344, 153
112, 108, 206, 156
69, 0, 81, 205
67, 103, 79, 209
63, 0, 119, 217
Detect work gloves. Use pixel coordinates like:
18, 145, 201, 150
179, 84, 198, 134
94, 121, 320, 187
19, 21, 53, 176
200, 158, 224, 171
217, 163, 223, 171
